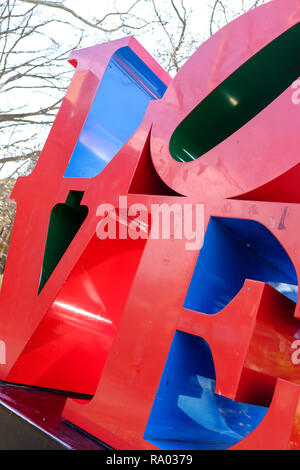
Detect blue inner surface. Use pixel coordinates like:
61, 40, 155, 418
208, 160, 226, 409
144, 331, 267, 450
184, 217, 298, 315
64, 47, 167, 178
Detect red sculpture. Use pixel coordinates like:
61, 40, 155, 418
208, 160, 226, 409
1, 0, 300, 450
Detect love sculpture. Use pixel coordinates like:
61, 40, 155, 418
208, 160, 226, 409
1, 0, 300, 450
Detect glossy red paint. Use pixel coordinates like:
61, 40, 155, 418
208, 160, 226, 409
62, 0, 300, 449
62, 198, 300, 449
232, 379, 300, 450
7, 235, 147, 394
0, 0, 300, 450
151, 0, 300, 201
0, 37, 170, 395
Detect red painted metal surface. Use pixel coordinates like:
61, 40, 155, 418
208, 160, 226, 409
0, 0, 299, 450
62, 198, 300, 450
0, 37, 170, 395
151, 0, 300, 202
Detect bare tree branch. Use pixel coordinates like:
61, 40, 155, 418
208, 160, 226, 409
18, 0, 147, 33
0, 0, 269, 178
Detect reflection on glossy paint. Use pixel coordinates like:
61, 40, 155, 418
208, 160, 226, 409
184, 217, 298, 314
64, 46, 167, 179
244, 309, 300, 386
6, 236, 147, 394
227, 94, 239, 107
178, 376, 242, 440
268, 282, 298, 300
53, 300, 112, 324
169, 23, 300, 162
144, 331, 267, 450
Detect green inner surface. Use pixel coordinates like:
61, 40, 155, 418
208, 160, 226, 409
38, 191, 88, 293
169, 23, 300, 162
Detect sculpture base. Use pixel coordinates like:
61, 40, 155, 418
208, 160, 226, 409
0, 381, 108, 450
